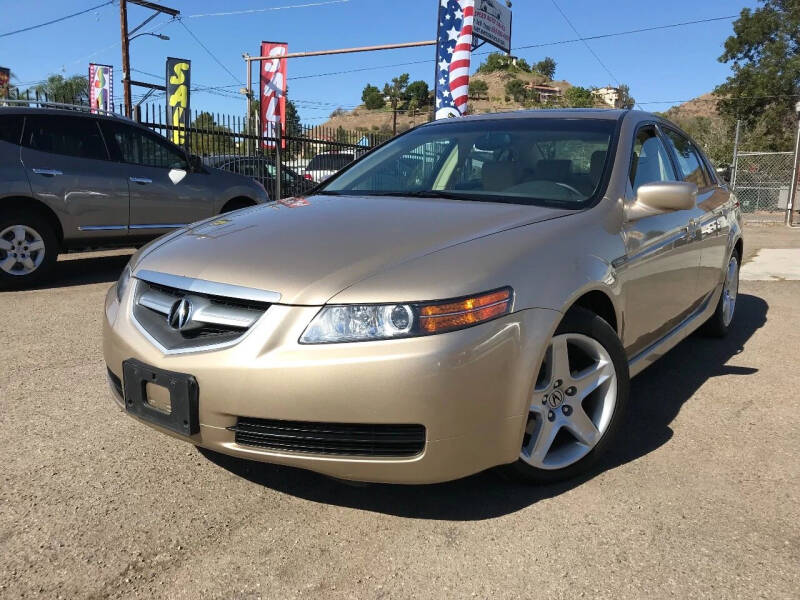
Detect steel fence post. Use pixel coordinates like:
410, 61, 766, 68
786, 104, 800, 226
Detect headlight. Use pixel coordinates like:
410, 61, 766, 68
300, 288, 512, 344
116, 266, 132, 303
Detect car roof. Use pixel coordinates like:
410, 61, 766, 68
0, 105, 136, 124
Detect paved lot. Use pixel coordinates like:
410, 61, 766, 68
1, 227, 799, 599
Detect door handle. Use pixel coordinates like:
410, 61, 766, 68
32, 168, 63, 177
129, 177, 152, 185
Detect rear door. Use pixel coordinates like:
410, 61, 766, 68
662, 127, 731, 300
101, 120, 215, 236
19, 114, 130, 240
0, 114, 31, 201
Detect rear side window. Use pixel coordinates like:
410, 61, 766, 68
102, 121, 187, 170
629, 126, 677, 192
0, 115, 23, 144
308, 153, 355, 171
663, 129, 709, 188
21, 115, 108, 160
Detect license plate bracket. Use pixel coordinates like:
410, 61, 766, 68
122, 359, 199, 436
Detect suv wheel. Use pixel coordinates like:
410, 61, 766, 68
506, 307, 630, 483
0, 211, 58, 290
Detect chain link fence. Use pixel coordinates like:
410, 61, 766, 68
732, 151, 796, 223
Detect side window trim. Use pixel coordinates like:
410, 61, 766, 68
660, 125, 711, 190
628, 121, 678, 193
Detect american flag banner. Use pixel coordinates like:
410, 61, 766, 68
435, 0, 475, 120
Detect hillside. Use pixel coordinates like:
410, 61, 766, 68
664, 93, 720, 121
313, 71, 587, 135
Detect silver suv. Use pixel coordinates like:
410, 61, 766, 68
0, 107, 268, 289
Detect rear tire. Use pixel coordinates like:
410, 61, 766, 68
700, 252, 739, 338
505, 307, 630, 484
0, 210, 58, 290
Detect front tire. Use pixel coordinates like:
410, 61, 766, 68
700, 252, 739, 338
0, 211, 58, 290
506, 307, 630, 483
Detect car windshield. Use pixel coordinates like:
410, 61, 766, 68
320, 118, 617, 207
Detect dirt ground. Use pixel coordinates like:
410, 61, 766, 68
1, 225, 799, 599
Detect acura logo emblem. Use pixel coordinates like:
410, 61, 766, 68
168, 297, 193, 331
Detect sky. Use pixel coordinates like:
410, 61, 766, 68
1, 0, 761, 123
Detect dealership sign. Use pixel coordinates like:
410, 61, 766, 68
89, 64, 113, 113
260, 41, 288, 149
166, 57, 191, 146
473, 0, 512, 53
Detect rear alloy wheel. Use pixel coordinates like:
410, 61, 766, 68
0, 213, 58, 290
508, 307, 629, 483
701, 253, 739, 337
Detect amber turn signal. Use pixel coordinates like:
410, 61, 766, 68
419, 288, 512, 334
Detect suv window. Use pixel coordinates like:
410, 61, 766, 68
663, 129, 709, 188
21, 115, 108, 160
103, 121, 187, 169
307, 153, 355, 171
0, 115, 23, 144
630, 126, 677, 192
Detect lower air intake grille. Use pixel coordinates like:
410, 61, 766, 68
230, 418, 426, 457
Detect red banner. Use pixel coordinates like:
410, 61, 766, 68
260, 41, 288, 149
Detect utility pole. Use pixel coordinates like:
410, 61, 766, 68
786, 101, 800, 227
120, 0, 131, 117
119, 0, 179, 119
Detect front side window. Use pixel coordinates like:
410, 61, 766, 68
22, 115, 108, 161
663, 129, 709, 188
629, 126, 677, 193
104, 122, 187, 170
321, 118, 618, 207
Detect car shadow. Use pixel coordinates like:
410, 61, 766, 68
26, 251, 134, 290
200, 293, 767, 521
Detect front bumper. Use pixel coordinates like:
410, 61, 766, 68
103, 285, 560, 484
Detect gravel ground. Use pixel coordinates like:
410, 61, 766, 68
1, 228, 799, 599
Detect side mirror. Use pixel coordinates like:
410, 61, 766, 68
716, 165, 732, 184
626, 181, 697, 221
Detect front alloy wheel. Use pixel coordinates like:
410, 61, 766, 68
701, 251, 740, 337
508, 307, 629, 483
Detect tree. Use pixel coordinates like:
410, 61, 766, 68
361, 83, 385, 110
32, 74, 89, 104
406, 80, 430, 106
469, 78, 489, 100
190, 112, 235, 156
564, 86, 594, 108
535, 57, 557, 80
715, 1, 800, 150
383, 73, 409, 134
505, 78, 528, 103
285, 99, 302, 138
618, 84, 636, 109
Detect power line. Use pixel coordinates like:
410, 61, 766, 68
549, 0, 620, 87
0, 0, 114, 39
177, 18, 242, 85
186, 0, 352, 18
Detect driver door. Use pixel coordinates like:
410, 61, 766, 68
620, 124, 704, 356
100, 121, 215, 236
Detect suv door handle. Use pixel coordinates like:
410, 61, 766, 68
129, 177, 152, 184
32, 169, 63, 177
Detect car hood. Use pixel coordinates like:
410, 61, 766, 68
133, 194, 570, 305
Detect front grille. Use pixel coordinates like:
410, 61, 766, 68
132, 277, 270, 352
230, 417, 426, 457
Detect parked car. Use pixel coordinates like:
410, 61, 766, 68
104, 109, 742, 484
304, 151, 361, 182
0, 107, 269, 289
204, 155, 315, 198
